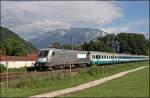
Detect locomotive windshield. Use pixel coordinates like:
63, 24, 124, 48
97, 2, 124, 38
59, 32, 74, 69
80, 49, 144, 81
39, 50, 49, 57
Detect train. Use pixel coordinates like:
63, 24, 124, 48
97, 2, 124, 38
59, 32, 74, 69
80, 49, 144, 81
34, 48, 149, 70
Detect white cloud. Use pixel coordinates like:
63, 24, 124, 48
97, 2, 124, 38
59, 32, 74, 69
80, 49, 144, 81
1, 1, 122, 40
102, 18, 149, 36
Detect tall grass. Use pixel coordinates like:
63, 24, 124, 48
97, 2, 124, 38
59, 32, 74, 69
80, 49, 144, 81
8, 67, 27, 73
2, 61, 149, 89
2, 71, 72, 88
0, 64, 6, 73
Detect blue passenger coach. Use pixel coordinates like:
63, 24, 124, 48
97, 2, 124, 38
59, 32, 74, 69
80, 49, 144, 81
90, 51, 149, 65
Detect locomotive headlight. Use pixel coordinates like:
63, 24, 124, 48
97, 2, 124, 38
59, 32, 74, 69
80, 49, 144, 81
37, 58, 47, 63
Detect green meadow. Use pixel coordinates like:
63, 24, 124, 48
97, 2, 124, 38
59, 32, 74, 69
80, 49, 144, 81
0, 61, 149, 97
66, 66, 149, 97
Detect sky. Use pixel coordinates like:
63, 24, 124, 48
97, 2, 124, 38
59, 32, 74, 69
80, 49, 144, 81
1, 1, 149, 40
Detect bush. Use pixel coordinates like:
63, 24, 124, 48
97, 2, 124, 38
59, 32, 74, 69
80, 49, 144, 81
27, 66, 35, 71
8, 67, 27, 72
87, 64, 99, 76
0, 64, 6, 73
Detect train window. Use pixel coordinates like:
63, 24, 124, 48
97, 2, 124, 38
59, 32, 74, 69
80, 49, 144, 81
99, 55, 101, 59
96, 55, 98, 59
102, 55, 103, 59
93, 55, 95, 59
104, 55, 106, 59
52, 52, 55, 56
92, 55, 94, 59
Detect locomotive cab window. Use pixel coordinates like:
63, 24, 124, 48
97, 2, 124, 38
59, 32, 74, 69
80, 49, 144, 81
39, 50, 49, 57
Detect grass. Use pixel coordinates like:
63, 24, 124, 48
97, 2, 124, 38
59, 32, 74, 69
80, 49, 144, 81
66, 66, 149, 97
0, 61, 149, 97
0, 66, 28, 73
0, 65, 35, 73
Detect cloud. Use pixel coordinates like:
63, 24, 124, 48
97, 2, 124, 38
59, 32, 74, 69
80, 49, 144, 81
102, 18, 149, 37
1, 1, 122, 40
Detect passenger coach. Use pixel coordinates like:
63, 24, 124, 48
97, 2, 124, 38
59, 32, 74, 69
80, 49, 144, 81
90, 51, 149, 65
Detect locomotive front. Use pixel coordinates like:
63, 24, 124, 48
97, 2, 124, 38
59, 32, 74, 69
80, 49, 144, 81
34, 49, 52, 70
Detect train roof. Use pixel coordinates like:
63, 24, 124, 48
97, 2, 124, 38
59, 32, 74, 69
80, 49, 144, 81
39, 48, 149, 57
90, 51, 148, 57
39, 48, 87, 52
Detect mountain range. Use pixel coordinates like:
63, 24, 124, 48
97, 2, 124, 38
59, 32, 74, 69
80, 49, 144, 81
29, 27, 107, 49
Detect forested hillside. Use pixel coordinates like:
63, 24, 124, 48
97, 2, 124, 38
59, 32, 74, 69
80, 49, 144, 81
81, 33, 149, 55
0, 26, 37, 56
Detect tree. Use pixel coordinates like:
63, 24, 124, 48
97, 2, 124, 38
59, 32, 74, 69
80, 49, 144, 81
117, 33, 149, 55
1, 38, 29, 56
49, 42, 61, 49
80, 32, 149, 55
88, 40, 95, 51
82, 42, 89, 51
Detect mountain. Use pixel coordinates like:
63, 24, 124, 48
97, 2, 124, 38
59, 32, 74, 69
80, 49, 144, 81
29, 27, 107, 49
0, 26, 37, 56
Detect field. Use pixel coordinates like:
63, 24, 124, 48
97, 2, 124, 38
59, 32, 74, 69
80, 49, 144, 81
0, 61, 149, 97
65, 66, 149, 97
